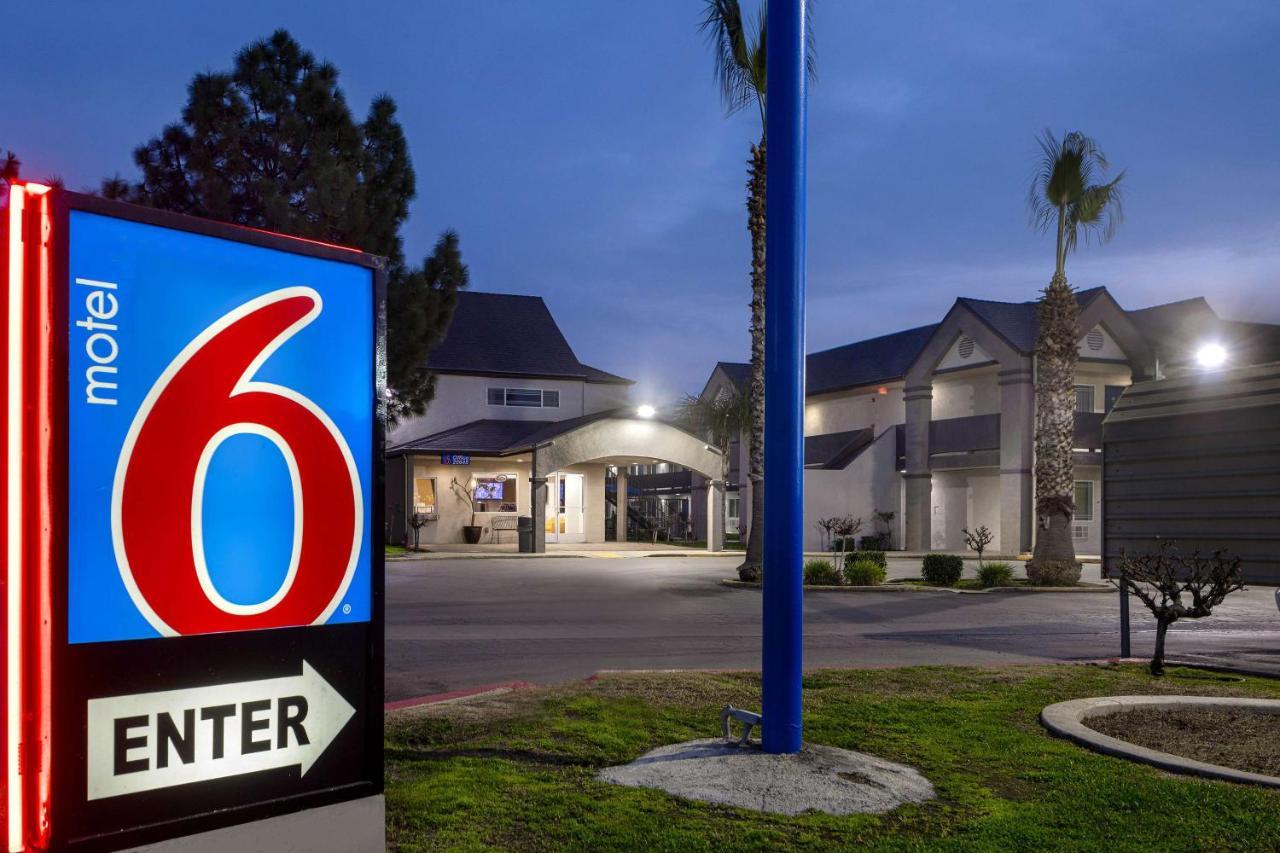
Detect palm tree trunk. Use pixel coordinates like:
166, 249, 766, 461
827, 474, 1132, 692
1030, 271, 1079, 570
743, 137, 767, 571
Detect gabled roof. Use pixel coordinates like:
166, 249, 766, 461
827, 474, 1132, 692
807, 325, 939, 396
716, 362, 752, 389
956, 286, 1107, 354
427, 291, 632, 384
1128, 296, 1280, 367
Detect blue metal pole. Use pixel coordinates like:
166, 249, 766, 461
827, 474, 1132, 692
761, 0, 807, 755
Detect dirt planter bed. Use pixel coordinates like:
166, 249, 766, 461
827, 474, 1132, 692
1040, 695, 1280, 788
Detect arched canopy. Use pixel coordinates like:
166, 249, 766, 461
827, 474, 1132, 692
532, 416, 723, 480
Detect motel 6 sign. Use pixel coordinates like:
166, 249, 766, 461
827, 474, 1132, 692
2, 184, 385, 850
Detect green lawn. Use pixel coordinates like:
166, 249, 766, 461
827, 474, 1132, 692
385, 545, 410, 557
385, 665, 1280, 851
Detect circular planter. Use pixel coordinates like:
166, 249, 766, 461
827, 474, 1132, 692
1040, 695, 1280, 788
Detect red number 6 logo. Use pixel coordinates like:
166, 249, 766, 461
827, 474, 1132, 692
112, 287, 363, 635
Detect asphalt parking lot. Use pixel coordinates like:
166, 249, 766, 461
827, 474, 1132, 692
385, 556, 1280, 701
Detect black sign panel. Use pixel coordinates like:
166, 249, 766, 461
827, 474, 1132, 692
42, 192, 385, 851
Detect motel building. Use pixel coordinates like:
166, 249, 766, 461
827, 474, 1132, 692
694, 287, 1280, 556
385, 292, 727, 551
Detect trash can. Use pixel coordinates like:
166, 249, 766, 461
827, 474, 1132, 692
517, 515, 534, 553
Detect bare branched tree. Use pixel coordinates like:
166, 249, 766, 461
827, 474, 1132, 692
1111, 543, 1245, 675
963, 526, 994, 568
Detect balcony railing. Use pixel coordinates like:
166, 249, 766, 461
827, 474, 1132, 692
930, 413, 1001, 455
1074, 411, 1105, 451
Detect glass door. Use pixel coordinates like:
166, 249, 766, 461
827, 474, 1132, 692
544, 473, 586, 543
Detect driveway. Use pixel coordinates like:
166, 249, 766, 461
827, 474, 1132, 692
385, 556, 1280, 700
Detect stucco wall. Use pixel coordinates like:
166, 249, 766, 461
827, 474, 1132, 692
403, 457, 532, 545
1074, 363, 1133, 412
931, 366, 1001, 420
389, 374, 592, 446
804, 382, 905, 436
929, 469, 1001, 553
802, 428, 902, 551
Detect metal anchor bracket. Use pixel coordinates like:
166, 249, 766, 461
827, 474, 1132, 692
720, 704, 763, 746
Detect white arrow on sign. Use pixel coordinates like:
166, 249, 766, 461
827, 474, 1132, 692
87, 660, 355, 800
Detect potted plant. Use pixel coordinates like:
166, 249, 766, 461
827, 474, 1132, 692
450, 478, 483, 544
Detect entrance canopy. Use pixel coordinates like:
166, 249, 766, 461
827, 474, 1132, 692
386, 410, 726, 551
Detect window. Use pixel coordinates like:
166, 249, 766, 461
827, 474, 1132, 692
505, 388, 542, 407
412, 474, 438, 518
1074, 385, 1095, 414
486, 387, 559, 408
1074, 481, 1094, 521
475, 475, 517, 512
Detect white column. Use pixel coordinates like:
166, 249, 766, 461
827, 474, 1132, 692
903, 383, 933, 551
998, 367, 1034, 555
706, 479, 724, 552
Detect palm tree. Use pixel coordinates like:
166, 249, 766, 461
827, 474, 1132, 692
677, 387, 751, 487
1027, 130, 1124, 574
700, 0, 814, 575
677, 386, 751, 560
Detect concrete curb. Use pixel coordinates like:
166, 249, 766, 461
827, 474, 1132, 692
720, 580, 1110, 594
385, 680, 537, 711
1039, 695, 1280, 788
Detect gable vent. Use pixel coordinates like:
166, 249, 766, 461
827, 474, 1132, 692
1086, 328, 1105, 351
957, 336, 975, 359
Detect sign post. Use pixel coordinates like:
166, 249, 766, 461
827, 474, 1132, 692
761, 0, 808, 755
3, 184, 385, 851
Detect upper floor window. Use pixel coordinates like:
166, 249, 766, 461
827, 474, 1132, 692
1074, 385, 1095, 414
487, 387, 560, 408
1074, 481, 1095, 521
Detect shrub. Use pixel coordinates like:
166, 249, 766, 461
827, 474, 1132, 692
859, 534, 888, 551
803, 559, 843, 586
848, 550, 887, 569
1026, 559, 1081, 586
830, 536, 858, 553
843, 559, 886, 586
738, 563, 762, 583
922, 554, 963, 586
978, 562, 1014, 588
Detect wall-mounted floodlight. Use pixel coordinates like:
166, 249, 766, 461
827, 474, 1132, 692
1195, 342, 1228, 369
636, 404, 656, 419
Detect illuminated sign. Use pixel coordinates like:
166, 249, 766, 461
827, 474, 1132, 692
440, 453, 471, 465
2, 186, 385, 851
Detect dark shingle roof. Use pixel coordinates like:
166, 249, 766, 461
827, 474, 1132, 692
1128, 297, 1280, 367
427, 292, 632, 384
387, 410, 627, 457
388, 419, 553, 456
956, 286, 1107, 354
717, 362, 752, 389
804, 428, 875, 469
807, 325, 939, 396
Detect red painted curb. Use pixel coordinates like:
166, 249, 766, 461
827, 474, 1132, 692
385, 680, 537, 711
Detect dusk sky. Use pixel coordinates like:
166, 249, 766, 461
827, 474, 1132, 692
6, 1, 1279, 403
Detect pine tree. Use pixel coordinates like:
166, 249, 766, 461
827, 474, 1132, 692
102, 30, 459, 422
388, 231, 469, 421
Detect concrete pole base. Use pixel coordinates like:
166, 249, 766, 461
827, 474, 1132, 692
134, 794, 384, 853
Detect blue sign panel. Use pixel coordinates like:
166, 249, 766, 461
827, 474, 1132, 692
67, 210, 373, 644
441, 454, 471, 465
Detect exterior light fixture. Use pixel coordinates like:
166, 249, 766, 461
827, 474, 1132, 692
1195, 342, 1228, 369
636, 404, 656, 418
877, 386, 888, 395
